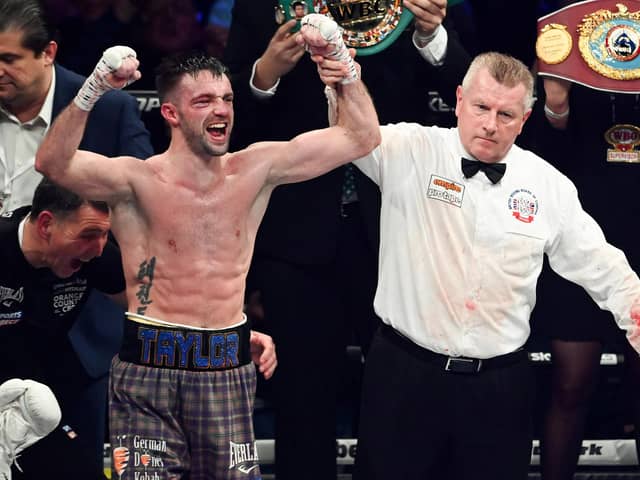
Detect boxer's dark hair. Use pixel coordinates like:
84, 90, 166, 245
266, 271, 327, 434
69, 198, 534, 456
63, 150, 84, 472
0, 0, 55, 54
30, 177, 109, 221
155, 51, 230, 103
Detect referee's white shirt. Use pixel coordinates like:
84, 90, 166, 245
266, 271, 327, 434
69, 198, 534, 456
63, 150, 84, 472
355, 124, 640, 358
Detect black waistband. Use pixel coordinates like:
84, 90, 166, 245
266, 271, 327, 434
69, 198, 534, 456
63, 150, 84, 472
380, 324, 526, 374
119, 318, 251, 371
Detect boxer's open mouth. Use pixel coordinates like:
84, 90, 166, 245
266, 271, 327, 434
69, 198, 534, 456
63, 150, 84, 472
206, 122, 227, 138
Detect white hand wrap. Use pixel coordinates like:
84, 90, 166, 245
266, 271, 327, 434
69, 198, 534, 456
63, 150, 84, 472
301, 14, 358, 84
74, 45, 138, 111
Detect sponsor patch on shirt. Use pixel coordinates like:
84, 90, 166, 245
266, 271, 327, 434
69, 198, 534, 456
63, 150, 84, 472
0, 286, 23, 307
508, 189, 539, 224
51, 278, 88, 315
0, 311, 22, 327
427, 174, 465, 207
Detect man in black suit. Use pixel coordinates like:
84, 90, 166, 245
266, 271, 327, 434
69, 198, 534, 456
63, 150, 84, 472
224, 1, 470, 478
0, 1, 153, 477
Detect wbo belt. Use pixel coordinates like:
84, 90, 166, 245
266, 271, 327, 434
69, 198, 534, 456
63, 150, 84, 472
119, 317, 251, 372
381, 324, 526, 374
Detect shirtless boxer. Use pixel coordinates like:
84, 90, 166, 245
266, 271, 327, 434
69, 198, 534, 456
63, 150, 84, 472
35, 14, 379, 480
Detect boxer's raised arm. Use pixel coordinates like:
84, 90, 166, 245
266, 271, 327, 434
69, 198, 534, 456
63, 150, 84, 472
263, 15, 380, 185
36, 46, 142, 203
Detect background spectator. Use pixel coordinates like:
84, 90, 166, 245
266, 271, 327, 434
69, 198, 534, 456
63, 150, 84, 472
54, 0, 140, 76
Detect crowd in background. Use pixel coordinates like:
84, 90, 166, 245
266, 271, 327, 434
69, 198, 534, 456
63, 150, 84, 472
40, 0, 571, 78
42, 0, 234, 78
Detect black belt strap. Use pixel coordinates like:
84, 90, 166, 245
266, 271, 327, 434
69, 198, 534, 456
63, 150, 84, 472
380, 324, 526, 374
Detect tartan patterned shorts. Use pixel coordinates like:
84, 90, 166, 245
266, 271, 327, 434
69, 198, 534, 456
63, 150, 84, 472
109, 320, 260, 479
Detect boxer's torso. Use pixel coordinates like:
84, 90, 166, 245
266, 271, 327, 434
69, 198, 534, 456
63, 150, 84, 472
110, 149, 274, 329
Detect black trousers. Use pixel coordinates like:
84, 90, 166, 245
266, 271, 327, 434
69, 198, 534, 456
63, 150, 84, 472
354, 326, 534, 480
253, 205, 380, 480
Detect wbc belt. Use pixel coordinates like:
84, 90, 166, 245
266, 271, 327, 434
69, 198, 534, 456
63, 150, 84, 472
275, 0, 414, 55
536, 0, 640, 93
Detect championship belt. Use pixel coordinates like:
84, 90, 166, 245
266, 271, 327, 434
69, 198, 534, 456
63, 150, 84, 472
604, 123, 640, 162
536, 0, 640, 93
275, 0, 414, 55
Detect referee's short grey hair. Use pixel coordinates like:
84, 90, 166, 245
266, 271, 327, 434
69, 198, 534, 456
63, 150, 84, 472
462, 52, 535, 112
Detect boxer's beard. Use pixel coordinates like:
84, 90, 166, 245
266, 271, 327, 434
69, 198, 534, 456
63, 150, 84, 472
181, 120, 228, 157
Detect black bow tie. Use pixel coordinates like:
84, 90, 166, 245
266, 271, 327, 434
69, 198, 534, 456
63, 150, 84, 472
461, 158, 506, 184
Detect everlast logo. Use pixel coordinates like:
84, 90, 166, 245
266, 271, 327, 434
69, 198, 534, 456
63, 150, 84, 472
0, 286, 23, 308
229, 441, 259, 474
327, 0, 387, 29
